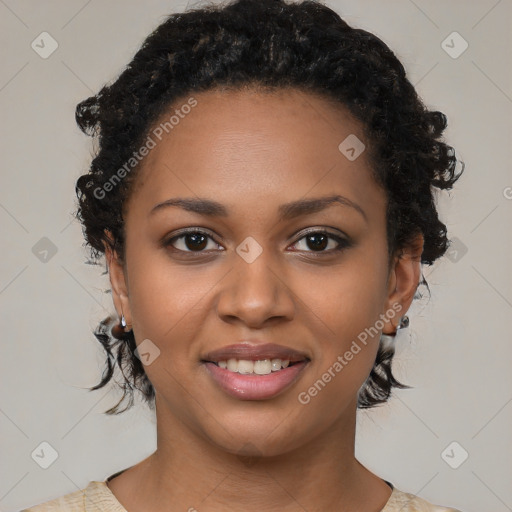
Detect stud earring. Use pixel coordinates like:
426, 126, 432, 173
120, 304, 132, 332
111, 308, 132, 339
380, 315, 409, 346
398, 315, 409, 330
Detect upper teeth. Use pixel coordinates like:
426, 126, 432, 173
217, 358, 291, 375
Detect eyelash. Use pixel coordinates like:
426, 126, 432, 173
162, 228, 352, 256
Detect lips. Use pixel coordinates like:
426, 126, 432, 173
200, 342, 311, 400
201, 342, 310, 363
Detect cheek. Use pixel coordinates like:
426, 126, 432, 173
295, 275, 382, 421
126, 244, 217, 339
298, 255, 388, 342
294, 250, 388, 393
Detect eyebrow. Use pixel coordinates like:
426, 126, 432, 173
150, 194, 367, 222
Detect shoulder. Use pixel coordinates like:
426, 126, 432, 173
20, 487, 86, 512
384, 486, 463, 512
19, 481, 126, 512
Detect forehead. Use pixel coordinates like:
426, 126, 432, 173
126, 87, 384, 220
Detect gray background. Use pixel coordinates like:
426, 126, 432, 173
1, 1, 511, 511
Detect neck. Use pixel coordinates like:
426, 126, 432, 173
109, 396, 391, 512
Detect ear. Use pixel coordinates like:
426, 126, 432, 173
381, 232, 424, 335
103, 230, 132, 330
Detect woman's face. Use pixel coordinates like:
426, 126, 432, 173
108, 88, 419, 456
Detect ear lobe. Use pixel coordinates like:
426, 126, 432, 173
383, 233, 424, 333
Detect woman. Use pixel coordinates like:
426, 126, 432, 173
23, 0, 464, 510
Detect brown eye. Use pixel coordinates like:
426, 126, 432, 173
165, 230, 221, 252
290, 230, 351, 254
304, 233, 329, 251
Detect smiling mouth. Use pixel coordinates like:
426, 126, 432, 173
200, 342, 311, 399
202, 358, 310, 400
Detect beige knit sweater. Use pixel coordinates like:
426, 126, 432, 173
21, 479, 462, 512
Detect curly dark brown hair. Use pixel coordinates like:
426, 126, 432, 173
74, 0, 464, 414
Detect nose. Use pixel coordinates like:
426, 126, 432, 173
215, 251, 295, 328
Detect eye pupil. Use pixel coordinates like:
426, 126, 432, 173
186, 233, 208, 251
306, 233, 328, 251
